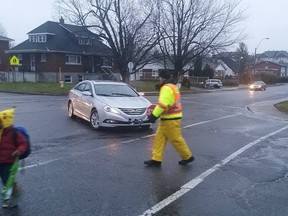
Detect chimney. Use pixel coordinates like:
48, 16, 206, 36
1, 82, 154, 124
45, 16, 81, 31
59, 17, 64, 25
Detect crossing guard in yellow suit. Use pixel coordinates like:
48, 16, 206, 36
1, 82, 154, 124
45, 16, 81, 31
144, 71, 194, 167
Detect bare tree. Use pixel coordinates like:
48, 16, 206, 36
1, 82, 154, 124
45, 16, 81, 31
56, 0, 159, 82
153, 0, 245, 79
0, 22, 7, 36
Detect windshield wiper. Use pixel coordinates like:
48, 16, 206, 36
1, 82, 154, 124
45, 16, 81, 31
96, 93, 112, 96
112, 93, 135, 97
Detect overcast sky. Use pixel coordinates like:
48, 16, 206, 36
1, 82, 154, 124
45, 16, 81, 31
0, 0, 287, 55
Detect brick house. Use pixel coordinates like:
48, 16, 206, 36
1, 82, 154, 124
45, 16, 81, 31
257, 51, 288, 77
0, 35, 13, 80
6, 18, 116, 83
255, 61, 284, 77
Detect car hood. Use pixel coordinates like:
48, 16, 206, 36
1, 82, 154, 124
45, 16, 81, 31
99, 96, 151, 108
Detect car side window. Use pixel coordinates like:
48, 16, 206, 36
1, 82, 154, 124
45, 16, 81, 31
75, 83, 86, 91
83, 83, 92, 94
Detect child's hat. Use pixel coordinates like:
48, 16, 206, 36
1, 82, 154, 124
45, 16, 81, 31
0, 108, 15, 128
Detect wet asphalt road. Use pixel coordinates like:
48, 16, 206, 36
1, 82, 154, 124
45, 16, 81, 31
0, 84, 288, 216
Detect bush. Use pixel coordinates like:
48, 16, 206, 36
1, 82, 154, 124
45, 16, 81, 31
277, 77, 288, 83
258, 73, 277, 84
181, 77, 191, 88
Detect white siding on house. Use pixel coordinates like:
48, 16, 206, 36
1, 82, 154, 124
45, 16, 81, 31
214, 60, 234, 77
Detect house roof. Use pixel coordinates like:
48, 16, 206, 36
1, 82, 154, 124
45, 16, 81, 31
260, 50, 288, 58
8, 21, 111, 56
0, 35, 13, 41
256, 61, 283, 67
219, 57, 238, 72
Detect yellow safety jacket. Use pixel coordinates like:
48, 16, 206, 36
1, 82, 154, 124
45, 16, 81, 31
152, 83, 182, 120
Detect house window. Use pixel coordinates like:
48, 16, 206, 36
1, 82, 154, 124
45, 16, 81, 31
29, 36, 36, 42
78, 75, 83, 82
38, 35, 47, 42
65, 55, 81, 65
152, 70, 158, 77
138, 70, 143, 77
29, 35, 47, 42
78, 38, 92, 45
64, 75, 72, 83
41, 54, 47, 62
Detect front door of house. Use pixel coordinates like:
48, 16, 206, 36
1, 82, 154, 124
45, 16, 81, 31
89, 56, 95, 73
30, 54, 35, 71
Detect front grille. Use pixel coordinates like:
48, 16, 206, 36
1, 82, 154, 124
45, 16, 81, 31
119, 107, 146, 115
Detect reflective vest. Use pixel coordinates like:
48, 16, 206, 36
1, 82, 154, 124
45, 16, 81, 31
152, 83, 182, 119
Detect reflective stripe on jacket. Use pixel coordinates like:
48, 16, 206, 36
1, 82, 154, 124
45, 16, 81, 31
152, 83, 182, 119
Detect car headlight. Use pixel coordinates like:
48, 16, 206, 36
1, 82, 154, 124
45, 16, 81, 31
103, 105, 120, 114
249, 85, 254, 88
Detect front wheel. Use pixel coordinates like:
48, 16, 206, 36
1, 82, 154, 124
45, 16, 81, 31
90, 109, 101, 130
68, 101, 76, 119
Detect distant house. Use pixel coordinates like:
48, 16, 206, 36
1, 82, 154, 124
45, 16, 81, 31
0, 35, 13, 80
133, 60, 175, 81
258, 51, 288, 64
255, 61, 285, 77
215, 57, 237, 77
256, 51, 288, 77
212, 52, 240, 76
6, 18, 115, 83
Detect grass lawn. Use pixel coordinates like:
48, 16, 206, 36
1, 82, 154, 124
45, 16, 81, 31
274, 101, 288, 113
0, 80, 190, 95
130, 80, 158, 92
0, 82, 74, 95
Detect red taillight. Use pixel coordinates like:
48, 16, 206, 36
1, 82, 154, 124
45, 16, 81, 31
146, 104, 156, 116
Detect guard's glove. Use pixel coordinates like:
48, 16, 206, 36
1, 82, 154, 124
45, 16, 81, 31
148, 113, 158, 123
12, 150, 21, 157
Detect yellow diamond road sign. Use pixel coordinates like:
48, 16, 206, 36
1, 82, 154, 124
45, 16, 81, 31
10, 55, 20, 66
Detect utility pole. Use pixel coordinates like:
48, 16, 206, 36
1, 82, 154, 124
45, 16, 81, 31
253, 38, 269, 82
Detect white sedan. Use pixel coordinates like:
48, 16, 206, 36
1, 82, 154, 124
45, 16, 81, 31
68, 80, 153, 130
249, 81, 267, 91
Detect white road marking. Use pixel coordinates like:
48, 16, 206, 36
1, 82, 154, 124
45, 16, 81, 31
183, 113, 242, 128
139, 125, 288, 216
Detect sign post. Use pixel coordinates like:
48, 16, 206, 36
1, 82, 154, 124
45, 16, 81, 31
10, 55, 20, 82
128, 62, 134, 80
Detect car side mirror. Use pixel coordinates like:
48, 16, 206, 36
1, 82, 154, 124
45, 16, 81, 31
82, 91, 92, 96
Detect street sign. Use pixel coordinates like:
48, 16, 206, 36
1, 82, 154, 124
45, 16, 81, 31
128, 62, 134, 73
10, 55, 20, 66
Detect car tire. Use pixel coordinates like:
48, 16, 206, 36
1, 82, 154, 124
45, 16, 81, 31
214, 84, 219, 88
90, 109, 101, 130
68, 101, 76, 119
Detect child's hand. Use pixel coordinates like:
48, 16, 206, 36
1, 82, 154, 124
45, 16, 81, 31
12, 150, 21, 157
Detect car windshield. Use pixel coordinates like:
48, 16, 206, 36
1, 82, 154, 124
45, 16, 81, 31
253, 81, 264, 84
94, 84, 139, 97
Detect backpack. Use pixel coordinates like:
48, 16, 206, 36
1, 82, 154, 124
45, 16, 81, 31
12, 126, 31, 159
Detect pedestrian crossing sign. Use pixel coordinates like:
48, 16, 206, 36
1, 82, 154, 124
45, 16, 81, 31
10, 55, 19, 66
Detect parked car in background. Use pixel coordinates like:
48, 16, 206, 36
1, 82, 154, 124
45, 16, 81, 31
68, 80, 153, 130
249, 81, 267, 91
205, 79, 223, 88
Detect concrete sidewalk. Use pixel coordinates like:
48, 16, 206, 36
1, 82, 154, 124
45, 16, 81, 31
247, 99, 288, 121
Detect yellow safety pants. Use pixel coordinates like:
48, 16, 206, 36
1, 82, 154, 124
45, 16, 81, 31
152, 119, 192, 162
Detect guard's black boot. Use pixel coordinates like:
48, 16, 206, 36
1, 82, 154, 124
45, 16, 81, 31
144, 160, 162, 167
179, 156, 195, 165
